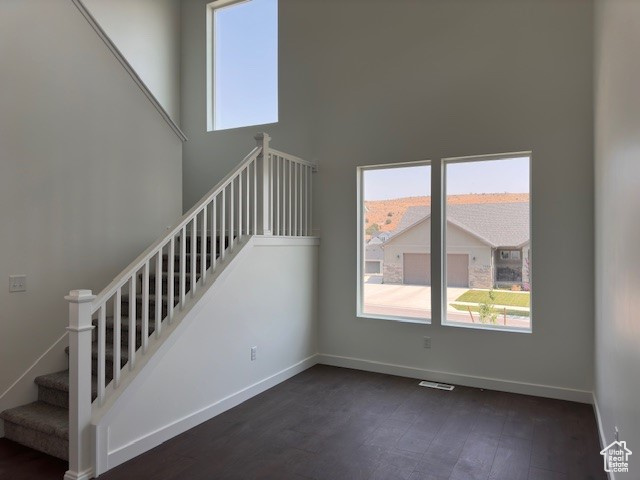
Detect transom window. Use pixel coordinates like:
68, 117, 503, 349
207, 0, 278, 131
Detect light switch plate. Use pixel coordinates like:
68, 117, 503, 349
9, 275, 26, 293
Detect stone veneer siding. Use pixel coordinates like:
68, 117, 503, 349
469, 264, 492, 289
383, 263, 403, 284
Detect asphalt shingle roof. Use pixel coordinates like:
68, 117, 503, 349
391, 203, 529, 247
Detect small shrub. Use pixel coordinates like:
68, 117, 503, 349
385, 219, 392, 225
366, 223, 380, 235
387, 212, 393, 217
478, 289, 498, 324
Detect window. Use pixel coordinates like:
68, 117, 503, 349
357, 162, 432, 323
207, 0, 278, 131
357, 153, 532, 332
444, 154, 531, 331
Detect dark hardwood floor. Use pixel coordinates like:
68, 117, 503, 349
1, 365, 605, 480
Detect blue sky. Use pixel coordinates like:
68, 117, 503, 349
364, 157, 529, 201
214, 0, 278, 130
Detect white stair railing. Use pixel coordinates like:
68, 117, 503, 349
65, 133, 315, 479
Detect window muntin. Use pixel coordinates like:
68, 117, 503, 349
208, 0, 278, 131
358, 163, 432, 323
443, 155, 531, 331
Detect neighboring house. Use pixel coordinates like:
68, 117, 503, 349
383, 203, 530, 288
365, 236, 384, 274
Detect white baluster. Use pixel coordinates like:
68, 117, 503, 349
201, 205, 208, 282
191, 217, 197, 297
255, 132, 272, 235
238, 171, 243, 239
180, 226, 186, 307
114, 288, 121, 387
253, 159, 257, 234
97, 305, 106, 405
168, 236, 175, 323
65, 289, 96, 480
141, 261, 149, 353
221, 187, 226, 260
294, 163, 298, 236
212, 197, 217, 271
128, 275, 136, 370
275, 156, 280, 235
288, 159, 292, 236
245, 167, 250, 235
155, 250, 162, 338
230, 179, 235, 249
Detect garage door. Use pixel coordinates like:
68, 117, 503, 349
403, 254, 430, 285
403, 253, 469, 287
447, 254, 469, 287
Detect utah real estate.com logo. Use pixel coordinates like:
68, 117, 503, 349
600, 440, 632, 474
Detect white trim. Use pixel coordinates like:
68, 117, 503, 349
252, 236, 320, 247
356, 160, 432, 321
441, 152, 533, 333
70, 0, 187, 142
317, 354, 593, 404
592, 393, 614, 480
64, 467, 94, 480
103, 355, 317, 472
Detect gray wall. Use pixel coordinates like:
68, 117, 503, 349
594, 0, 640, 465
182, 1, 594, 396
83, 0, 182, 122
0, 0, 182, 397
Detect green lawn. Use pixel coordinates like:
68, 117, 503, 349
455, 289, 530, 308
450, 303, 530, 318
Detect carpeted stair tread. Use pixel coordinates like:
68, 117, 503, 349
0, 402, 68, 440
93, 316, 158, 333
35, 370, 98, 397
65, 343, 129, 363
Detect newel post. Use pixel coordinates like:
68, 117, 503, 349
65, 289, 96, 480
255, 132, 272, 235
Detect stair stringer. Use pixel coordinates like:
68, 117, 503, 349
91, 234, 256, 475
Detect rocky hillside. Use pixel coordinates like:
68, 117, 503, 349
364, 193, 529, 234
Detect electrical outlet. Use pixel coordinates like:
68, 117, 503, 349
250, 346, 257, 361
423, 336, 431, 349
9, 275, 26, 293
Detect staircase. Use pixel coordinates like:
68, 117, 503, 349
0, 235, 218, 460
0, 133, 315, 479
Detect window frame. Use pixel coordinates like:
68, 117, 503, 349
356, 160, 433, 325
441, 152, 533, 334
206, 0, 278, 132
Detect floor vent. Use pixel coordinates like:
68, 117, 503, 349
418, 381, 455, 391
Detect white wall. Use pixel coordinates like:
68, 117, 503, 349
100, 240, 318, 470
0, 0, 182, 405
594, 0, 640, 468
83, 0, 182, 122
181, 1, 594, 399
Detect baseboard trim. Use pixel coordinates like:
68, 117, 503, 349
592, 393, 613, 480
63, 467, 93, 480
104, 354, 318, 471
317, 354, 593, 404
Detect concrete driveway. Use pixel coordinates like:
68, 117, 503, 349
362, 281, 530, 328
